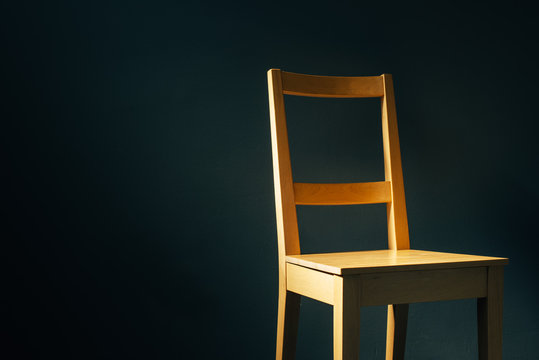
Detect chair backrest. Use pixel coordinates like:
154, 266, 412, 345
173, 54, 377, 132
268, 69, 410, 264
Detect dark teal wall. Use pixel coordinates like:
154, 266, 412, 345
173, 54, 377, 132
3, 1, 538, 359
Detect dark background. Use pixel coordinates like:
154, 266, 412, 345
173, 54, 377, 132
3, 1, 538, 359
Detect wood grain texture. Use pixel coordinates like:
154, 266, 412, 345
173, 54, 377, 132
286, 263, 334, 305
381, 74, 410, 250
478, 266, 504, 360
360, 267, 487, 306
267, 69, 509, 359
386, 304, 408, 360
281, 71, 384, 98
334, 276, 361, 360
286, 249, 508, 275
294, 181, 391, 205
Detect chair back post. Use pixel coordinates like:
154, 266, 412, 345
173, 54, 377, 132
268, 69, 302, 282
381, 74, 410, 250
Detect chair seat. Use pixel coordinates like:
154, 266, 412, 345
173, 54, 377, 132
286, 249, 508, 275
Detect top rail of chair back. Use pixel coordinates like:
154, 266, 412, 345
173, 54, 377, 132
275, 70, 385, 98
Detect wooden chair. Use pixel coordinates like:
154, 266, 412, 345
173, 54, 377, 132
267, 69, 508, 360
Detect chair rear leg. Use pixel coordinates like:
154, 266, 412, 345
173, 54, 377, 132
276, 290, 301, 360
386, 304, 409, 360
478, 266, 503, 360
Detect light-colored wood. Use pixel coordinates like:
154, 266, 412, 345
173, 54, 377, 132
294, 181, 391, 205
268, 69, 301, 260
381, 74, 410, 250
276, 290, 301, 360
286, 263, 335, 305
268, 69, 508, 359
360, 267, 487, 306
281, 71, 384, 98
478, 266, 504, 360
269, 69, 302, 360
286, 249, 508, 275
334, 276, 361, 360
386, 304, 408, 360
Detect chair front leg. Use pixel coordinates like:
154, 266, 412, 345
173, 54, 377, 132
276, 289, 301, 360
334, 275, 361, 360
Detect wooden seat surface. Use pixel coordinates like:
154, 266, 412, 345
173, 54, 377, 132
286, 249, 508, 275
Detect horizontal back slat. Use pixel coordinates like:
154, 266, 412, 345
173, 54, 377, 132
294, 181, 391, 205
281, 71, 384, 98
